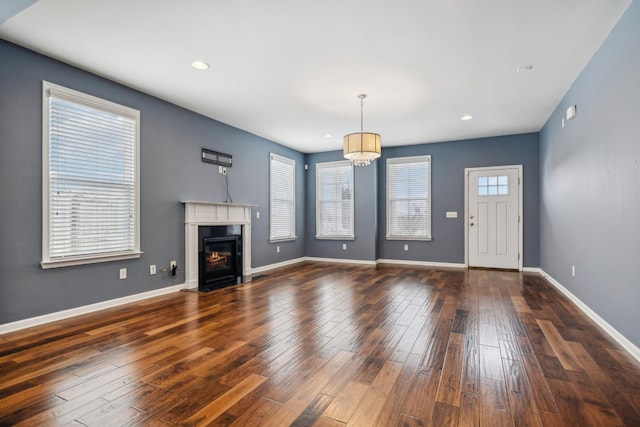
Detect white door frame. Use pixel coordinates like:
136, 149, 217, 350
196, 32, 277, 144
464, 165, 523, 270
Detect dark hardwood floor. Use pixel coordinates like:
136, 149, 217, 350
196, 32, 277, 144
1, 262, 640, 426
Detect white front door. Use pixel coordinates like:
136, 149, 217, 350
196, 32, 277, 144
467, 167, 521, 269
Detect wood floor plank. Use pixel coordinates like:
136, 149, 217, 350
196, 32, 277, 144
547, 378, 595, 427
458, 392, 480, 427
322, 380, 369, 423
536, 320, 583, 372
228, 397, 282, 427
566, 341, 640, 426
479, 378, 514, 427
345, 360, 403, 426
399, 368, 440, 420
480, 344, 505, 381
435, 332, 464, 407
1, 264, 640, 426
291, 393, 334, 427
432, 402, 459, 427
265, 350, 354, 426
461, 325, 480, 395
182, 373, 267, 426
515, 336, 558, 413
314, 415, 347, 427
396, 414, 427, 426
372, 353, 422, 427
539, 410, 565, 427
501, 359, 544, 427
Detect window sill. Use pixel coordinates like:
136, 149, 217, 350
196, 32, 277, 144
41, 251, 143, 269
315, 236, 355, 241
269, 236, 297, 243
386, 236, 432, 241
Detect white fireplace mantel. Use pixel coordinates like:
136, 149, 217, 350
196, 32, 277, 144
182, 201, 255, 290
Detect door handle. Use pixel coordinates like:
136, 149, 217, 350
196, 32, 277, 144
470, 222, 474, 226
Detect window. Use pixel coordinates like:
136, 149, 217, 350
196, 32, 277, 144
270, 153, 296, 242
387, 155, 431, 240
478, 175, 509, 196
42, 81, 141, 268
316, 160, 354, 239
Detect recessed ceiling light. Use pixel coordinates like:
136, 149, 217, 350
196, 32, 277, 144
516, 65, 533, 72
191, 61, 209, 70
461, 115, 473, 121
324, 134, 333, 138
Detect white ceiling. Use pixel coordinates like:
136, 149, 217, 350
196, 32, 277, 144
0, 0, 632, 153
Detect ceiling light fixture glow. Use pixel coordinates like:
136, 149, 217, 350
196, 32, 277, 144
191, 61, 209, 70
461, 115, 473, 121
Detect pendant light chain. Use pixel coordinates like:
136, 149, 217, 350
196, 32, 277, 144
360, 94, 365, 133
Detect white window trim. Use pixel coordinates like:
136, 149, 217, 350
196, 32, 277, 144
315, 160, 355, 240
269, 153, 296, 243
386, 155, 432, 241
41, 81, 142, 269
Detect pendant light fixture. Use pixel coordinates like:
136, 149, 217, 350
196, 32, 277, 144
343, 94, 381, 166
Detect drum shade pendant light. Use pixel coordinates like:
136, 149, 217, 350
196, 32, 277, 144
343, 94, 381, 166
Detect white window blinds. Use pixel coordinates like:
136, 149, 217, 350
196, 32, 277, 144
316, 160, 354, 239
42, 81, 140, 267
387, 155, 431, 240
270, 153, 296, 242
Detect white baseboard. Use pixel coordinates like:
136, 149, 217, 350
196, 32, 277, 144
0, 283, 184, 335
253, 257, 468, 273
305, 256, 377, 265
250, 257, 307, 274
522, 267, 542, 273
377, 258, 466, 269
540, 269, 640, 363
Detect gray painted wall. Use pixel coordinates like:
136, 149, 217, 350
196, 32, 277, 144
305, 134, 540, 267
376, 135, 540, 266
0, 40, 305, 324
304, 151, 378, 261
540, 1, 640, 347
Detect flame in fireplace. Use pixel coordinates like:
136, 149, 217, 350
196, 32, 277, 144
207, 251, 228, 268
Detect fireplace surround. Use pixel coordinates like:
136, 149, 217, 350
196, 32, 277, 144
182, 201, 254, 291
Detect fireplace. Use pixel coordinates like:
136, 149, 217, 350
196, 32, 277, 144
198, 225, 242, 292
200, 236, 238, 290
183, 201, 254, 291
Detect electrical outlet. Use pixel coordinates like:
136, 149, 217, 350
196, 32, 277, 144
256, 211, 260, 219
276, 246, 280, 253
119, 268, 127, 280
342, 243, 347, 250
150, 264, 156, 275
170, 260, 177, 277
572, 265, 575, 277
404, 244, 409, 251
